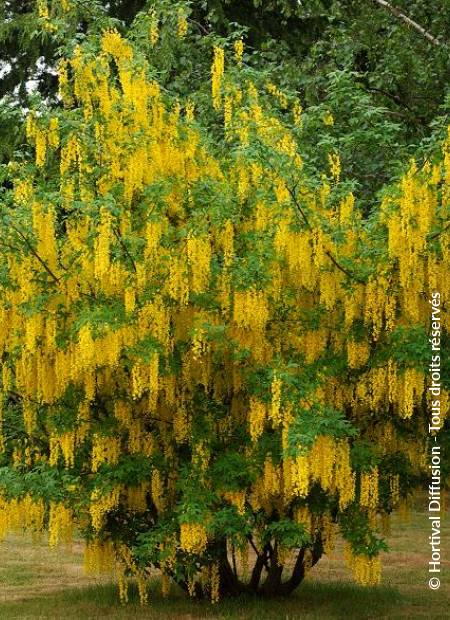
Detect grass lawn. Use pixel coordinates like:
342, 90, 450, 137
0, 505, 448, 619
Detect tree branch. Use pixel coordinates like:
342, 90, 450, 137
231, 543, 238, 578
247, 536, 270, 572
9, 222, 60, 284
0, 238, 23, 254
284, 182, 366, 284
428, 221, 450, 240
255, 143, 365, 283
249, 548, 266, 591
373, 0, 442, 47
363, 85, 427, 126
113, 227, 137, 273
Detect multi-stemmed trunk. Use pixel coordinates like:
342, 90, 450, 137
177, 538, 323, 599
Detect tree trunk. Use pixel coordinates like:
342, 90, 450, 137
173, 538, 323, 599
217, 539, 245, 597
279, 540, 323, 596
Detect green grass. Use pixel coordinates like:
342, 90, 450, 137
0, 581, 404, 620
0, 506, 448, 619
0, 566, 34, 587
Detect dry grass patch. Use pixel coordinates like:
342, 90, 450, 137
0, 535, 108, 603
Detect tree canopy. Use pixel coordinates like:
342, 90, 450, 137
0, 0, 448, 605
1, 1, 450, 196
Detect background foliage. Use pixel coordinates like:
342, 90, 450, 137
1, 0, 450, 201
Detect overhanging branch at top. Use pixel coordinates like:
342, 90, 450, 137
373, 0, 442, 47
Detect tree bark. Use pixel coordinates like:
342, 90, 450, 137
280, 540, 323, 596
172, 538, 324, 599
249, 546, 267, 592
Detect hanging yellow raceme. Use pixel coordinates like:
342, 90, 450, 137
180, 522, 208, 554
211, 47, 225, 110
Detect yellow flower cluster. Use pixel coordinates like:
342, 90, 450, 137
13, 178, 33, 205
328, 152, 341, 182
249, 397, 266, 441
270, 374, 282, 425
151, 469, 165, 513
211, 47, 225, 110
340, 193, 355, 225
347, 339, 370, 369
115, 543, 149, 605
233, 290, 269, 332
234, 39, 244, 66
101, 29, 133, 60
177, 10, 188, 38
292, 454, 310, 497
22, 399, 37, 435
83, 540, 115, 575
95, 207, 112, 284
292, 100, 302, 126
126, 483, 149, 512
173, 405, 189, 443
0, 495, 45, 540
90, 487, 121, 531
298, 329, 327, 364
266, 82, 288, 108
57, 59, 72, 105
180, 522, 208, 554
37, 0, 49, 19
32, 202, 58, 273
187, 235, 211, 293
344, 546, 382, 585
390, 474, 400, 506
295, 505, 313, 534
0, 402, 4, 454
117, 563, 129, 603
399, 368, 424, 418
91, 434, 121, 472
130, 353, 159, 406
323, 111, 334, 126
167, 256, 189, 305
148, 12, 159, 47
364, 277, 388, 340
223, 491, 246, 515
59, 432, 76, 468
191, 327, 208, 360
262, 456, 280, 498
309, 435, 335, 491
48, 502, 73, 546
335, 441, 355, 509
48, 117, 59, 148
360, 468, 379, 509
77, 324, 95, 373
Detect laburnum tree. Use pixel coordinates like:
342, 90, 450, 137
0, 7, 449, 605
